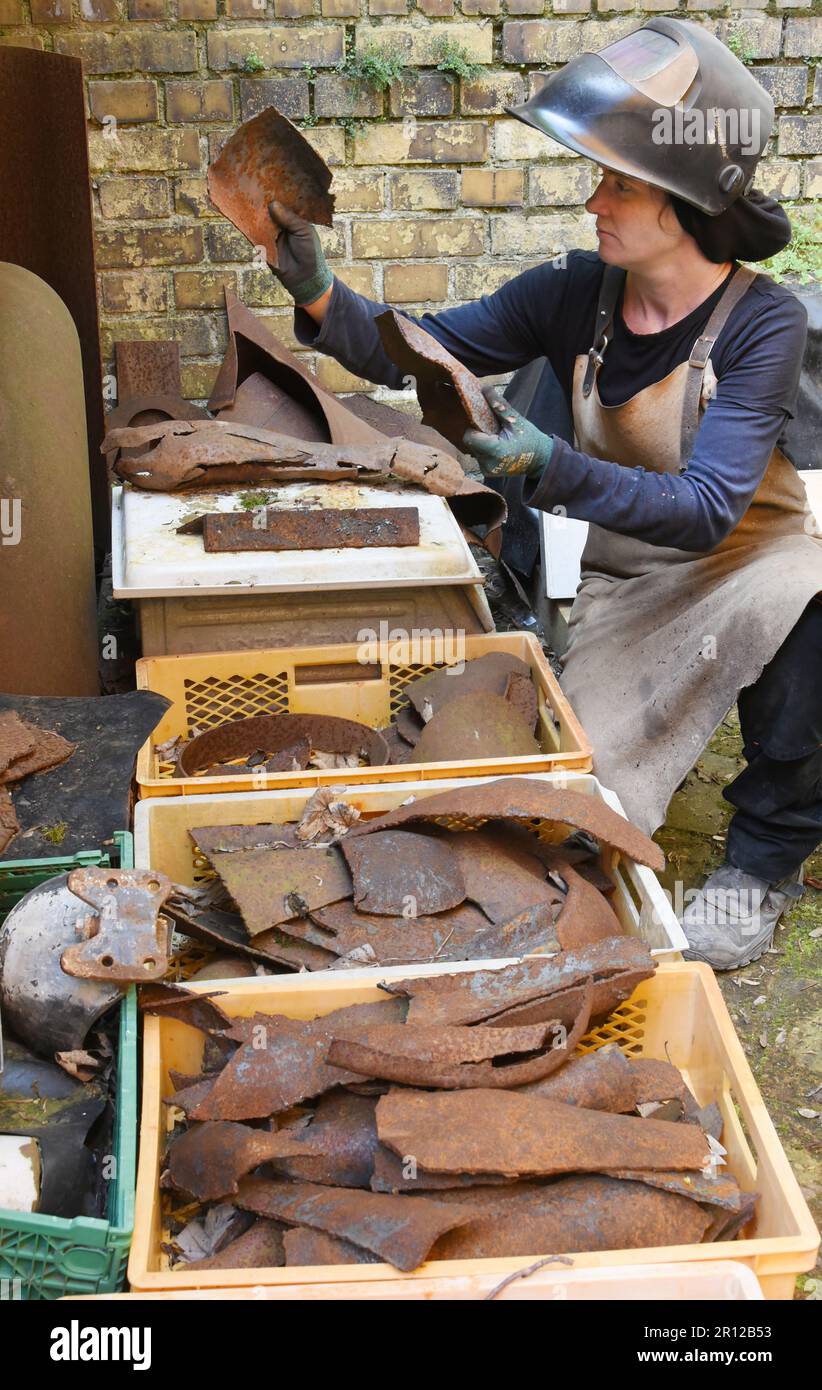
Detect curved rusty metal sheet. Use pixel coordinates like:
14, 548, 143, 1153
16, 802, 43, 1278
410, 692, 541, 765
406, 652, 531, 720
446, 828, 564, 925
205, 844, 353, 936
163, 1121, 315, 1201
272, 1091, 379, 1189
183, 1220, 286, 1271
375, 310, 497, 448
370, 1146, 512, 1195
308, 898, 492, 966
177, 714, 388, 778
553, 863, 624, 951
283, 1227, 381, 1266
207, 106, 335, 267
518, 1043, 639, 1111
341, 829, 466, 917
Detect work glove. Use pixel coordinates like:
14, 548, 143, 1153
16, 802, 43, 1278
462, 386, 555, 479
267, 199, 334, 307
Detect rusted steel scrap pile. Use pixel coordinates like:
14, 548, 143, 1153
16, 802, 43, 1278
167, 778, 664, 971
150, 949, 756, 1273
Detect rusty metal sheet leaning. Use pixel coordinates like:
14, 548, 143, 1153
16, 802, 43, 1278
375, 310, 498, 449
205, 843, 353, 935
217, 371, 326, 441
446, 828, 564, 925
345, 777, 665, 873
283, 1227, 381, 1266
163, 1121, 316, 1201
233, 1176, 478, 1271
178, 714, 388, 778
429, 1175, 715, 1260
410, 692, 541, 765
341, 829, 466, 917
395, 706, 424, 747
406, 652, 532, 721
207, 106, 335, 268
182, 1219, 286, 1271
376, 1089, 711, 1178
202, 506, 420, 553
517, 1044, 640, 1111
271, 1091, 379, 1189
553, 863, 625, 951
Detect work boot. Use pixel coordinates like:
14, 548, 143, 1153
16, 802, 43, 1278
681, 863, 805, 971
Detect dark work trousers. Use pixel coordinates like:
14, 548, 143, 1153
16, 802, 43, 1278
725, 598, 822, 881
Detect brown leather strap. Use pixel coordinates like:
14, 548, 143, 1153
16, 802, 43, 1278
679, 265, 757, 467
582, 265, 625, 399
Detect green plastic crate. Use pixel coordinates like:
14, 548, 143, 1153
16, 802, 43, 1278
0, 832, 137, 1299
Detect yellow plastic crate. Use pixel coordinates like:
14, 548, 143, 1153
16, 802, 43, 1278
128, 962, 819, 1299
135, 632, 592, 798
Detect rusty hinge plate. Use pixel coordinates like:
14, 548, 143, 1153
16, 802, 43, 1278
61, 867, 173, 983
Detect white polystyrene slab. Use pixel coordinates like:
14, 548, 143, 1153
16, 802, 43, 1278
111, 481, 483, 598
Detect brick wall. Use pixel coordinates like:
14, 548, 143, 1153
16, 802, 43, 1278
1, 5, 820, 399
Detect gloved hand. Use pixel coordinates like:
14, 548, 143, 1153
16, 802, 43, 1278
267, 200, 334, 307
462, 386, 555, 479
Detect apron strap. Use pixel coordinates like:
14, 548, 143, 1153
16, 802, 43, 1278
679, 265, 758, 466
582, 265, 625, 399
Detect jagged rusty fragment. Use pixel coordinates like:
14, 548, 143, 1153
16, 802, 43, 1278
203, 844, 353, 936
178, 714, 388, 779
519, 1044, 639, 1111
167, 1076, 220, 1118
379, 722, 415, 767
430, 1175, 715, 1260
406, 652, 532, 721
188, 1000, 406, 1121
191, 824, 301, 856
553, 864, 625, 951
183, 1219, 286, 1271
272, 1091, 378, 1189
207, 106, 335, 267
370, 1146, 511, 1195
504, 670, 538, 732
341, 829, 466, 917
234, 1176, 476, 1271
138, 982, 232, 1035
283, 1227, 381, 1266
446, 828, 564, 925
0, 715, 75, 785
61, 866, 173, 984
395, 706, 424, 747
253, 928, 338, 972
217, 372, 326, 440
163, 1121, 316, 1200
604, 1168, 744, 1213
410, 693, 541, 765
468, 901, 561, 958
705, 1190, 759, 1243
307, 898, 492, 965
345, 777, 665, 873
0, 711, 37, 774
202, 507, 420, 553
384, 938, 655, 1027
375, 310, 497, 449
629, 1058, 690, 1105
376, 1089, 710, 1178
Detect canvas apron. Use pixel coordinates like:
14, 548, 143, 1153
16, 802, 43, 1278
560, 266, 822, 834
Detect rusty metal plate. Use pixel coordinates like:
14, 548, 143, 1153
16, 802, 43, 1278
370, 1147, 511, 1195
115, 341, 182, 400
345, 777, 665, 873
183, 1219, 286, 1271
410, 692, 541, 765
406, 652, 531, 721
234, 1176, 476, 1271
430, 1175, 715, 1260
0, 711, 36, 776
504, 670, 538, 732
341, 829, 466, 917
61, 867, 173, 984
554, 864, 624, 951
283, 1227, 381, 1266
629, 1059, 689, 1104
272, 1091, 378, 1189
469, 902, 562, 958
380, 722, 416, 767
0, 788, 18, 854
446, 828, 563, 925
167, 893, 340, 972
395, 707, 424, 747
306, 899, 490, 966
207, 106, 335, 268
205, 844, 352, 936
376, 1089, 710, 1178
138, 982, 231, 1035
0, 713, 74, 785
178, 714, 388, 778
217, 372, 326, 440
191, 825, 301, 855
604, 1168, 745, 1212
519, 1044, 639, 1111
375, 310, 497, 449
202, 507, 421, 553
385, 938, 655, 1028
163, 1121, 316, 1201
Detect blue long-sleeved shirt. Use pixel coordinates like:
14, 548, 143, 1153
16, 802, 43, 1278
294, 251, 808, 552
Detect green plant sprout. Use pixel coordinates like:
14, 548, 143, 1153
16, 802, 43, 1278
241, 51, 266, 75
755, 204, 822, 285
432, 36, 482, 83
342, 42, 410, 93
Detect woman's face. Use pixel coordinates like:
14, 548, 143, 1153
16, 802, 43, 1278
585, 168, 682, 270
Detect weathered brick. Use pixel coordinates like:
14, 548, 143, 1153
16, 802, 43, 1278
30, 0, 70, 20
0, 33, 45, 48
803, 160, 822, 197
318, 225, 346, 259
529, 162, 593, 205
490, 212, 595, 257
354, 121, 487, 164
178, 0, 216, 15
314, 75, 382, 118
550, 0, 589, 11
580, 17, 650, 50
507, 0, 546, 11
89, 127, 200, 174
128, 0, 167, 17
174, 270, 239, 309
181, 362, 220, 402
784, 18, 822, 55
502, 20, 584, 64
98, 176, 170, 219
335, 264, 375, 296
81, 0, 121, 16
369, 0, 407, 12
815, 67, 822, 105
460, 72, 526, 114
275, 0, 315, 14
703, 18, 782, 61
55, 32, 197, 73
101, 315, 216, 360
416, 0, 453, 12
167, 81, 233, 123
239, 77, 310, 120
314, 358, 370, 393
100, 271, 168, 314
354, 23, 491, 65
384, 263, 448, 302
461, 0, 499, 13
756, 159, 802, 201
493, 118, 574, 162
252, 312, 305, 353
455, 261, 541, 298
174, 177, 218, 218
207, 224, 254, 262
778, 115, 822, 155
88, 80, 158, 125
332, 169, 385, 211
322, 0, 358, 12
0, 0, 24, 18
207, 27, 344, 71
390, 170, 459, 210
390, 72, 454, 117
351, 218, 483, 259
95, 226, 204, 269
461, 169, 525, 206
753, 64, 809, 108
241, 267, 293, 307
304, 126, 346, 166
226, 0, 269, 14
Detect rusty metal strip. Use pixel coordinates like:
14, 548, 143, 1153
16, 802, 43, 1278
163, 1121, 316, 1201
233, 1176, 477, 1271
178, 714, 388, 778
183, 1220, 286, 1271
204, 844, 352, 936
345, 777, 665, 873
410, 692, 541, 765
376, 1089, 710, 1178
283, 1227, 381, 1266
406, 652, 532, 721
519, 1044, 639, 1111
272, 1091, 379, 1189
191, 825, 302, 855
139, 982, 231, 1035
341, 829, 466, 917
61, 867, 173, 984
468, 901, 561, 958
370, 1146, 511, 1195
202, 507, 420, 553
375, 310, 497, 448
604, 1168, 744, 1212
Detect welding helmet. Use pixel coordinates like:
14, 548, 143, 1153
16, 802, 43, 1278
507, 18, 773, 215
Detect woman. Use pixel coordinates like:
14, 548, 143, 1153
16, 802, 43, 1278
266, 17, 822, 970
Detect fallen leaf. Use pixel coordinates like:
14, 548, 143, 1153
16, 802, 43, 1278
173, 1204, 246, 1263
796, 1108, 819, 1120
54, 1049, 104, 1081
752, 995, 766, 1007
758, 1032, 768, 1048
775, 1029, 786, 1046
309, 751, 362, 770
809, 927, 822, 940
296, 785, 360, 844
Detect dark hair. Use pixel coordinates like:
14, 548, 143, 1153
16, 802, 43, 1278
671, 190, 792, 263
